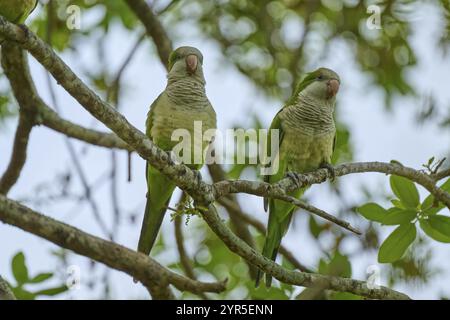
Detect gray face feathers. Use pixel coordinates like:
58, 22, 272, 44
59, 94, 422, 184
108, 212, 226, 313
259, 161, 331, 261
294, 67, 340, 101
168, 46, 204, 74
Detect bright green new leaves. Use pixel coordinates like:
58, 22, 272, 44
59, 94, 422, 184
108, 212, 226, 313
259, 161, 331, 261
318, 252, 352, 278
421, 178, 450, 215
357, 204, 417, 225
357, 203, 387, 223
428, 215, 450, 237
390, 175, 420, 209
8, 251, 68, 300
419, 220, 450, 243
382, 208, 417, 225
12, 252, 29, 285
378, 223, 417, 263
357, 176, 450, 264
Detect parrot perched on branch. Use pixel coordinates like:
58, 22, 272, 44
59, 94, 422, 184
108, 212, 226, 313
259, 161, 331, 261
137, 46, 217, 255
0, 0, 37, 43
0, 0, 37, 23
256, 67, 340, 287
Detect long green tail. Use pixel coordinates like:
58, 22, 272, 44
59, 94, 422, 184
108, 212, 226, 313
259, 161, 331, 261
137, 164, 176, 255
256, 187, 305, 287
255, 205, 294, 288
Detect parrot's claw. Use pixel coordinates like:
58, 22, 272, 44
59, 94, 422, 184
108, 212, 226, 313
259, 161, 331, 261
286, 171, 301, 189
18, 24, 31, 38
193, 170, 202, 186
320, 163, 336, 181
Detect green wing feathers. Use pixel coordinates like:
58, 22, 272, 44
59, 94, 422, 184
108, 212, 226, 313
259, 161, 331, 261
0, 0, 37, 23
263, 110, 284, 212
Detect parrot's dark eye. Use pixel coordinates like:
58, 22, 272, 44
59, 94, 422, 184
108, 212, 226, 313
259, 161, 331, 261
317, 75, 324, 80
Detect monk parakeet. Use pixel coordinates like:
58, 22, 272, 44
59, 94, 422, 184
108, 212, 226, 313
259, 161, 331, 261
137, 46, 217, 255
0, 0, 37, 43
256, 67, 340, 287
0, 0, 37, 23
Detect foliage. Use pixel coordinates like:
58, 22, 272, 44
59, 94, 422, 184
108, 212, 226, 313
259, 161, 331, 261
5, 252, 68, 300
358, 175, 450, 263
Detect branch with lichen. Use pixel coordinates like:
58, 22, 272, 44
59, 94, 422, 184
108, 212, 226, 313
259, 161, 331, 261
0, 276, 16, 300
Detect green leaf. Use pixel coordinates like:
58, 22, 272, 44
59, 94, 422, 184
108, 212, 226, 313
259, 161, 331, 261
11, 287, 36, 300
422, 206, 442, 216
34, 285, 69, 297
11, 252, 29, 285
381, 208, 417, 225
440, 178, 450, 192
378, 223, 416, 263
421, 178, 450, 213
390, 175, 420, 208
357, 203, 387, 222
428, 215, 450, 237
328, 252, 352, 278
309, 215, 325, 238
29, 273, 53, 284
419, 219, 450, 243
391, 199, 405, 209
250, 286, 289, 300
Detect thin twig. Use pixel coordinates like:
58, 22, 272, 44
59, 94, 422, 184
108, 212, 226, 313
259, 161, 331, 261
0, 111, 33, 195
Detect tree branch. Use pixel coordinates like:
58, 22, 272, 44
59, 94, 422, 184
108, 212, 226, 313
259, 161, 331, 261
213, 162, 450, 210
174, 195, 209, 300
124, 0, 172, 69
201, 204, 409, 300
0, 111, 33, 195
432, 167, 450, 182
0, 42, 38, 196
218, 197, 312, 273
0, 276, 16, 300
0, 195, 226, 298
39, 103, 131, 150
207, 164, 258, 279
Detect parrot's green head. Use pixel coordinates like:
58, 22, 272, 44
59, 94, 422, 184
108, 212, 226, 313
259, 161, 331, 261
291, 67, 340, 104
167, 46, 205, 84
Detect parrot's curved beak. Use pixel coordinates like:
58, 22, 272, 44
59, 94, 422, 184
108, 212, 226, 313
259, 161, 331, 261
327, 79, 340, 99
186, 54, 198, 75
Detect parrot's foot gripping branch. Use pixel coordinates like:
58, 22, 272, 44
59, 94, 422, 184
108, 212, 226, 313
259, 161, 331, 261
286, 171, 302, 189
319, 162, 336, 181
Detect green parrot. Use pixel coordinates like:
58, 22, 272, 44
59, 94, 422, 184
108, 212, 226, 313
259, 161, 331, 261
0, 0, 37, 43
137, 46, 217, 255
0, 0, 37, 23
256, 67, 340, 287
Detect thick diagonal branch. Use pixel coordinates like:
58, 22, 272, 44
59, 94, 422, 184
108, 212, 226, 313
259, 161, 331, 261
207, 164, 258, 279
218, 197, 312, 273
0, 195, 226, 297
0, 276, 16, 300
202, 204, 409, 300
124, 0, 172, 69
